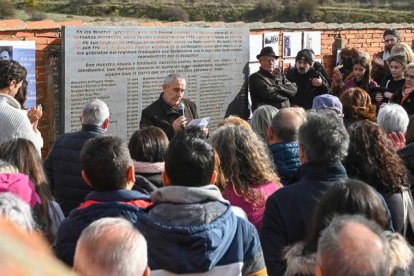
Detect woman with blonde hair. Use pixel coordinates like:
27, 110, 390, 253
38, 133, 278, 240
340, 87, 376, 128
391, 43, 414, 64
211, 125, 282, 230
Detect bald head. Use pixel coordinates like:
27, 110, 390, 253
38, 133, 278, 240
317, 215, 389, 276
268, 107, 305, 144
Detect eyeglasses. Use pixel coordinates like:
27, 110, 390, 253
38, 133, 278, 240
405, 74, 414, 80
384, 38, 397, 43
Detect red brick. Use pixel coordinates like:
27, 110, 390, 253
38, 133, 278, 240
15, 31, 36, 37
34, 37, 60, 45
36, 31, 61, 38
26, 20, 60, 30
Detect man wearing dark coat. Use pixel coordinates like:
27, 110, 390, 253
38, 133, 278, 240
260, 109, 349, 276
287, 50, 331, 109
44, 99, 109, 216
249, 47, 297, 111
140, 73, 198, 140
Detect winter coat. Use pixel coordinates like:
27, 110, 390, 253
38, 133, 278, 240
269, 142, 301, 185
44, 125, 106, 216
54, 189, 151, 266
260, 162, 347, 276
249, 67, 297, 111
137, 185, 267, 275
140, 93, 198, 140
287, 68, 330, 109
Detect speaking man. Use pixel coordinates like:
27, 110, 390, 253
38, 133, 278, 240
140, 73, 198, 140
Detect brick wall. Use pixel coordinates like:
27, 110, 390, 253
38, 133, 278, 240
0, 20, 412, 157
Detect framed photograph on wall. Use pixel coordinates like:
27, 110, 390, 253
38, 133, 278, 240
263, 32, 280, 56
283, 32, 302, 58
303, 31, 321, 55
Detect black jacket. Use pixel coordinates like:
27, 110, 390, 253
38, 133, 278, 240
392, 87, 414, 116
260, 162, 347, 276
249, 68, 297, 111
287, 67, 330, 109
140, 93, 198, 140
44, 125, 106, 216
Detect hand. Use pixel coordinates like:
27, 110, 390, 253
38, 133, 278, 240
172, 116, 187, 132
373, 55, 384, 67
375, 93, 384, 102
388, 131, 406, 151
201, 127, 209, 138
384, 92, 393, 99
28, 105, 42, 129
311, 77, 323, 87
332, 67, 343, 82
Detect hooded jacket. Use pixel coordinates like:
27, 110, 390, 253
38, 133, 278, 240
137, 185, 267, 275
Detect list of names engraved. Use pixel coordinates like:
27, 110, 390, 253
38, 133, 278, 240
64, 27, 249, 139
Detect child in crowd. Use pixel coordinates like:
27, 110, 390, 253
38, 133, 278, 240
341, 55, 378, 97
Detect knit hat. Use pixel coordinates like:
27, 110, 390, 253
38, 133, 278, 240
295, 50, 313, 65
312, 94, 343, 117
257, 47, 279, 60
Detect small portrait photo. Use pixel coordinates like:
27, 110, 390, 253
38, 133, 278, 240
0, 46, 13, 60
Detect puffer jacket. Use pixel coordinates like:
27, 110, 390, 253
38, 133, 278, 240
269, 142, 301, 185
44, 125, 106, 216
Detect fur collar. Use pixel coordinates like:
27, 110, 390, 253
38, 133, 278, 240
132, 160, 164, 174
284, 242, 316, 276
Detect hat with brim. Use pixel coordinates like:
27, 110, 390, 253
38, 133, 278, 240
257, 47, 280, 60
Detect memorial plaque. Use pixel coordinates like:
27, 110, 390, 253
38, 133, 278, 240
63, 27, 249, 139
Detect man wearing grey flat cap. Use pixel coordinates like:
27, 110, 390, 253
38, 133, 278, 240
249, 47, 297, 111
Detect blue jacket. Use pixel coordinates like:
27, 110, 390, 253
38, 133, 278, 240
54, 189, 151, 266
44, 125, 106, 216
269, 142, 301, 185
137, 185, 267, 275
260, 162, 347, 276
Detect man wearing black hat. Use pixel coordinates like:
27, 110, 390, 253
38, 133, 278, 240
287, 49, 330, 109
249, 46, 297, 111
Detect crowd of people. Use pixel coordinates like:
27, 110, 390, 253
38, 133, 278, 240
1, 28, 414, 276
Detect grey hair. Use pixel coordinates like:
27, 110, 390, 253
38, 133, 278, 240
377, 103, 409, 134
299, 109, 349, 164
81, 99, 110, 127
74, 217, 147, 276
250, 105, 279, 143
0, 193, 35, 231
0, 159, 18, 173
317, 215, 389, 276
164, 73, 186, 86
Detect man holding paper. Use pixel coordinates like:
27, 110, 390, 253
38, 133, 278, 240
140, 73, 200, 140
